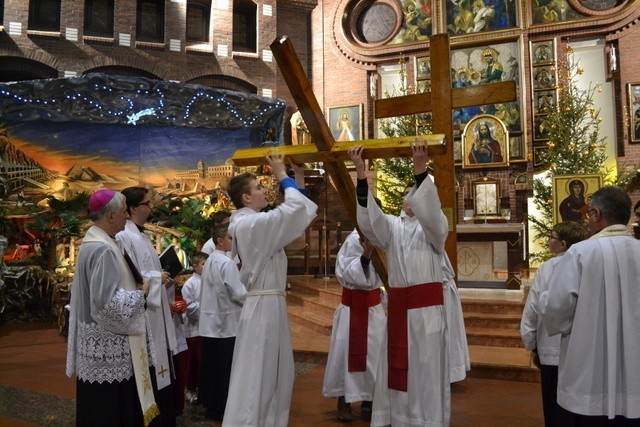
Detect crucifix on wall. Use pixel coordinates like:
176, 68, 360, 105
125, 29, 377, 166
231, 34, 517, 281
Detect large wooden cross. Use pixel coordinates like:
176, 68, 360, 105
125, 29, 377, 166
232, 34, 517, 282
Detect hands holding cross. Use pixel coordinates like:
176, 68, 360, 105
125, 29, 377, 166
347, 140, 431, 178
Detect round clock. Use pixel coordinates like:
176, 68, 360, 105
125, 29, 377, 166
351, 0, 403, 47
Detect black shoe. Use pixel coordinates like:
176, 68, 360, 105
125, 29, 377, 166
337, 396, 353, 422
361, 401, 372, 420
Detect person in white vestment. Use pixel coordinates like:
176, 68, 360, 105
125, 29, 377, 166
198, 223, 247, 421
116, 187, 182, 426
521, 221, 588, 427
181, 251, 208, 405
441, 253, 470, 384
66, 189, 159, 426
222, 155, 317, 427
201, 210, 231, 255
322, 228, 386, 421
349, 143, 450, 427
540, 186, 640, 425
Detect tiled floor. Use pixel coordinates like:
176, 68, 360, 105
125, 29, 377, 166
0, 322, 544, 426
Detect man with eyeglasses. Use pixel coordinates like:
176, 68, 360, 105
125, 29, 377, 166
540, 186, 640, 424
117, 187, 184, 426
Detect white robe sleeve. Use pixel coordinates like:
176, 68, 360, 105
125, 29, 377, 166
406, 175, 448, 253
221, 259, 248, 304
540, 249, 579, 336
520, 263, 546, 351
181, 277, 200, 321
356, 191, 393, 251
335, 231, 380, 290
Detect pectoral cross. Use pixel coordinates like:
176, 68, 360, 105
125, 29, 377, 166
232, 34, 517, 280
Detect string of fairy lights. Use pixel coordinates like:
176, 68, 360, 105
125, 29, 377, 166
0, 79, 285, 128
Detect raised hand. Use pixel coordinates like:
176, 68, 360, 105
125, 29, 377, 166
348, 145, 366, 179
412, 140, 429, 175
266, 153, 288, 180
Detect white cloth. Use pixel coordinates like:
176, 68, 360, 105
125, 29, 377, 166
116, 220, 179, 389
322, 230, 386, 403
357, 177, 450, 427
199, 249, 247, 338
223, 186, 317, 427
520, 253, 565, 366
540, 225, 640, 419
66, 225, 158, 423
441, 253, 470, 382
181, 273, 201, 338
201, 238, 215, 255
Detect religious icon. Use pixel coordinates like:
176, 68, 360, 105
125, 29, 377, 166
462, 114, 509, 169
535, 90, 556, 113
627, 83, 640, 143
328, 104, 362, 142
534, 114, 550, 140
533, 66, 556, 90
531, 41, 555, 65
552, 174, 603, 225
416, 56, 431, 79
446, 0, 518, 36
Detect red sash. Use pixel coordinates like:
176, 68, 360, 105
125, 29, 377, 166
387, 282, 443, 392
341, 288, 382, 372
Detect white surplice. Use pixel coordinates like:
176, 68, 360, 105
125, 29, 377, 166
116, 220, 179, 390
540, 225, 640, 419
520, 253, 564, 366
198, 249, 247, 338
322, 229, 386, 403
222, 186, 317, 427
357, 177, 450, 427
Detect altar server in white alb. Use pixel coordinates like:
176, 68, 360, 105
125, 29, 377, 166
349, 143, 450, 427
520, 221, 588, 427
116, 187, 181, 426
322, 228, 386, 421
540, 186, 640, 424
223, 155, 317, 427
66, 189, 159, 426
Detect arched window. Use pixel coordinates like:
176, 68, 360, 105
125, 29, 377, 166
137, 0, 164, 42
84, 0, 115, 37
29, 0, 61, 31
232, 0, 257, 53
186, 0, 211, 42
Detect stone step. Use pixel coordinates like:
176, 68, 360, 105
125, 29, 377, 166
467, 345, 539, 383
288, 305, 333, 336
461, 298, 525, 315
288, 292, 337, 318
463, 312, 522, 329
465, 326, 525, 348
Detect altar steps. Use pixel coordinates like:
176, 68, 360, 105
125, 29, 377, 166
287, 275, 539, 382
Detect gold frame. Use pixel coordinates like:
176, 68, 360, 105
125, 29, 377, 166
462, 114, 510, 169
552, 174, 603, 225
327, 104, 363, 142
628, 83, 640, 143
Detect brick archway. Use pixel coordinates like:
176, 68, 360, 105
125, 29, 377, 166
0, 57, 58, 82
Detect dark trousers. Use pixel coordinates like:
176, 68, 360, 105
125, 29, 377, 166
76, 376, 143, 427
185, 336, 202, 391
540, 364, 561, 426
558, 405, 640, 426
199, 336, 236, 421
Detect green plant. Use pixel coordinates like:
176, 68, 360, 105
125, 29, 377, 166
24, 193, 91, 270
529, 50, 610, 264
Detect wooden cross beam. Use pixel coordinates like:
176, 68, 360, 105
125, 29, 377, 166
374, 35, 517, 275
231, 34, 517, 281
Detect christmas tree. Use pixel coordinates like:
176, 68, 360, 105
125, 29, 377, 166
529, 47, 610, 263
376, 58, 432, 214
